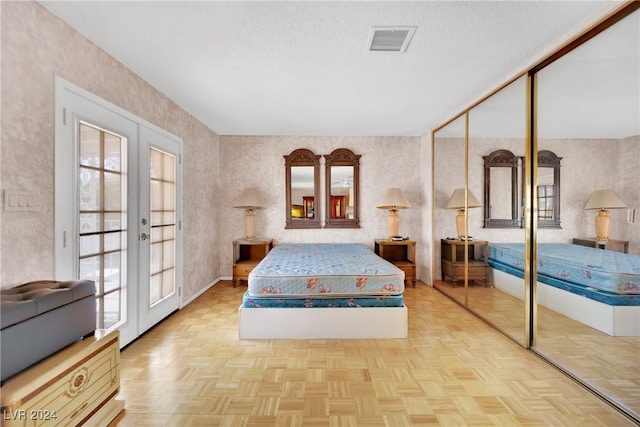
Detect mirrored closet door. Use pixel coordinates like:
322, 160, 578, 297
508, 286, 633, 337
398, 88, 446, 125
432, 3, 639, 422
533, 7, 639, 418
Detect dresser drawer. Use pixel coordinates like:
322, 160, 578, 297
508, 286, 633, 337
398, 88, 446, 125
1, 330, 121, 427
234, 261, 259, 279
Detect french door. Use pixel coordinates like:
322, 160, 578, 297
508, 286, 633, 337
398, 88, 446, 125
55, 78, 182, 347
138, 126, 181, 333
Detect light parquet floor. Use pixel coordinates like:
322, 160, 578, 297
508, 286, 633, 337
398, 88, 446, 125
435, 281, 640, 418
109, 281, 635, 426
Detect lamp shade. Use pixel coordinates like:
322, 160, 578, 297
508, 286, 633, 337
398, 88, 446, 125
377, 188, 411, 210
583, 189, 627, 210
233, 187, 266, 210
444, 188, 482, 210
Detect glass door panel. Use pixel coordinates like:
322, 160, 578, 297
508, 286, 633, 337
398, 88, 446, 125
78, 122, 127, 331
149, 147, 176, 306
138, 126, 181, 332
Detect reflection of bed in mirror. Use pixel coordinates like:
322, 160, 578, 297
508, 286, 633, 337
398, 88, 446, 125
487, 243, 640, 336
238, 243, 407, 339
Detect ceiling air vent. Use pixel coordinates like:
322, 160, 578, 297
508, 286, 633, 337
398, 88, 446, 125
368, 26, 416, 52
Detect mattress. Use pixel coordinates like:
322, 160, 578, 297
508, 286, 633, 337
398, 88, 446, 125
488, 243, 640, 295
241, 291, 404, 308
248, 243, 405, 297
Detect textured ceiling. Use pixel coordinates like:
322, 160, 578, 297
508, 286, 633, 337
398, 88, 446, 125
39, 1, 626, 137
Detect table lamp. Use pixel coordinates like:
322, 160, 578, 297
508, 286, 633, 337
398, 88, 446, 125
233, 187, 266, 240
583, 189, 627, 241
445, 188, 482, 239
377, 188, 411, 238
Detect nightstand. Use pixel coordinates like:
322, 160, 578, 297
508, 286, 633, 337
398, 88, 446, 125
572, 237, 629, 253
374, 239, 416, 288
233, 238, 273, 287
440, 239, 489, 286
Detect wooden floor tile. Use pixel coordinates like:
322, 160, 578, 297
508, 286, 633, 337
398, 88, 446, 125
109, 281, 635, 426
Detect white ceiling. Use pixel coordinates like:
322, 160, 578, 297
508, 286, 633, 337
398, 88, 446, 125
39, 1, 627, 137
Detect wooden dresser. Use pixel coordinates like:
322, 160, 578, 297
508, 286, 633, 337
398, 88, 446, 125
1, 329, 123, 426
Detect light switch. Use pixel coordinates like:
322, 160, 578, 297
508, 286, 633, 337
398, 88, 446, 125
3, 190, 39, 212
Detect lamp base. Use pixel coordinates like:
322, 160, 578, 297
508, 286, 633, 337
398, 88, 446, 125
455, 209, 466, 239
245, 209, 256, 240
594, 209, 610, 241
387, 209, 399, 238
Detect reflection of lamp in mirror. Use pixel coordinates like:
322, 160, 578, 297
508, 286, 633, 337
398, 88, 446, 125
377, 188, 411, 238
345, 187, 354, 219
233, 187, 266, 240
583, 189, 627, 241
445, 188, 482, 239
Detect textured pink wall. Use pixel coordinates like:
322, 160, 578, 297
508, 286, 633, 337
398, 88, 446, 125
0, 1, 220, 300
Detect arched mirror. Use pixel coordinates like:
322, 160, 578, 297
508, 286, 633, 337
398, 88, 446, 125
284, 148, 321, 229
324, 148, 360, 228
483, 149, 524, 228
536, 150, 562, 228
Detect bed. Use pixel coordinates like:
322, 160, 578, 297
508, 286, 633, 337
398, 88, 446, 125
487, 242, 640, 336
238, 243, 408, 339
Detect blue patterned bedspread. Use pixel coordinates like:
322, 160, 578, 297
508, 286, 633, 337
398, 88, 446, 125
248, 243, 405, 297
242, 291, 404, 308
488, 243, 640, 299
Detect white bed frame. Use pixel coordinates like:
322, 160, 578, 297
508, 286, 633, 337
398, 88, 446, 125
491, 268, 640, 337
239, 306, 408, 339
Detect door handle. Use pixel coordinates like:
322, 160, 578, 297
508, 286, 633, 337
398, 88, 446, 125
140, 233, 149, 241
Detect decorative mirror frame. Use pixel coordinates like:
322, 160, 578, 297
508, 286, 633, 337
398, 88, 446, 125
284, 148, 321, 229
537, 150, 562, 229
483, 149, 523, 228
324, 148, 360, 229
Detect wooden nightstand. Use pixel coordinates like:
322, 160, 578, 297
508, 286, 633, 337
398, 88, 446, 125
572, 237, 629, 253
374, 239, 416, 288
441, 239, 489, 286
233, 238, 273, 287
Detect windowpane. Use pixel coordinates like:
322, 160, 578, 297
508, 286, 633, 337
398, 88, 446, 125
80, 213, 101, 234
151, 180, 163, 211
105, 212, 121, 231
80, 256, 101, 289
149, 149, 163, 179
104, 231, 121, 252
104, 252, 121, 293
104, 172, 122, 210
79, 124, 101, 168
79, 168, 101, 210
163, 240, 175, 270
151, 227, 163, 242
149, 275, 161, 305
80, 235, 100, 257
151, 242, 162, 274
163, 212, 175, 226
163, 154, 175, 181
163, 183, 175, 210
104, 133, 122, 172
162, 270, 174, 298
103, 290, 121, 329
